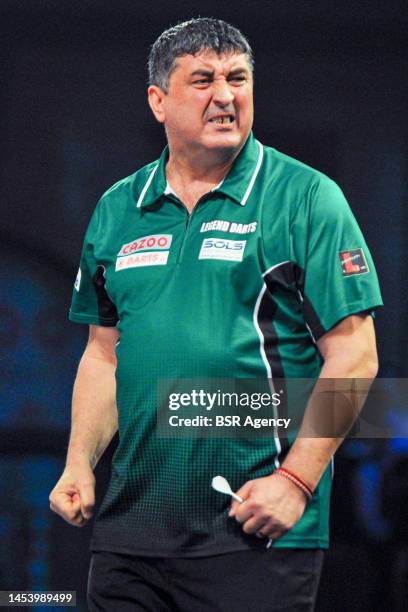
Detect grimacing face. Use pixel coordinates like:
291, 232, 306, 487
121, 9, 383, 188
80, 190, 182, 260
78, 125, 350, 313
148, 50, 254, 157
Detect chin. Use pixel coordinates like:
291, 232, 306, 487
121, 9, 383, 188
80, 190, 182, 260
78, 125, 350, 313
203, 132, 243, 151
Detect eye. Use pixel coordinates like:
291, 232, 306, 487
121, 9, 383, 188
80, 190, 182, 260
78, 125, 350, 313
192, 79, 211, 86
229, 75, 247, 85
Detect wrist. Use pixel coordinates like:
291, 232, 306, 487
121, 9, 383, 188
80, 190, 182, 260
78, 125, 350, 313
274, 467, 314, 502
66, 452, 95, 470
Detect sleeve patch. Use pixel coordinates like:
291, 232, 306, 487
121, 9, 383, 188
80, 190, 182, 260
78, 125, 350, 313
74, 267, 82, 291
338, 248, 369, 276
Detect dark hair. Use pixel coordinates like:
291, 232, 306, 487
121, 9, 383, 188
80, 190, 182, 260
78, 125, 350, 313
148, 18, 254, 93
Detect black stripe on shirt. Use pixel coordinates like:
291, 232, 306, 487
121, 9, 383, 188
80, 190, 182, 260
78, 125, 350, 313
92, 265, 119, 325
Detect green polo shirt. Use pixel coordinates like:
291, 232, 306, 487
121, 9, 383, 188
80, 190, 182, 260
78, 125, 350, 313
69, 131, 382, 556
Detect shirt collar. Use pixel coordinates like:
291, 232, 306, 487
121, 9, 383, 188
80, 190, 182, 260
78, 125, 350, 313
137, 131, 264, 208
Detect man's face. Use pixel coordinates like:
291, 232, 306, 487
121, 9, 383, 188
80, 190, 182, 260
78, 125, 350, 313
149, 50, 254, 156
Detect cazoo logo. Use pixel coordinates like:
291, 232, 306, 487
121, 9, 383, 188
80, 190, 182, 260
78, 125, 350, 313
116, 234, 172, 270
118, 234, 172, 256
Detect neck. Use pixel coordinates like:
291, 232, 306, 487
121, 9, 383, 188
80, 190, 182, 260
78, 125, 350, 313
165, 144, 242, 191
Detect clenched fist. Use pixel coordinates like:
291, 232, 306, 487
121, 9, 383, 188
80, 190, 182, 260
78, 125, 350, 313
49, 463, 96, 527
229, 474, 308, 541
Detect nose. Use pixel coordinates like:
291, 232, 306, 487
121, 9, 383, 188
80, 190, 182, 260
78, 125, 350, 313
212, 78, 234, 106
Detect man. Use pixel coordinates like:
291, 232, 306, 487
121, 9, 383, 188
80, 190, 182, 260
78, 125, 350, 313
50, 18, 382, 611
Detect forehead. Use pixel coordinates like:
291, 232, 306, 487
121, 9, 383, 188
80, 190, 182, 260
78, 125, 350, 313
173, 50, 251, 76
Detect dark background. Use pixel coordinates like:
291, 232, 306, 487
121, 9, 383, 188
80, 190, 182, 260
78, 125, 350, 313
0, 1, 407, 610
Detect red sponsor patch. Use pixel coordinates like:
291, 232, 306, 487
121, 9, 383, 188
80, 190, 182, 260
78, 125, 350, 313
118, 234, 172, 256
339, 248, 369, 276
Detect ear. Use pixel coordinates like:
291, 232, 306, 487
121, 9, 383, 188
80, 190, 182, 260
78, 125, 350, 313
148, 85, 166, 124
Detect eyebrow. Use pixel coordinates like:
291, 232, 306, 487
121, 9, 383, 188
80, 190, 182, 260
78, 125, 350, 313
190, 68, 249, 78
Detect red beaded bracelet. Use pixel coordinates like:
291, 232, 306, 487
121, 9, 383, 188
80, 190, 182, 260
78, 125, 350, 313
274, 467, 314, 501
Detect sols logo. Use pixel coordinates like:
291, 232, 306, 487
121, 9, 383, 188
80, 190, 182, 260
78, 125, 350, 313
199, 238, 246, 262
118, 234, 172, 256
203, 239, 245, 251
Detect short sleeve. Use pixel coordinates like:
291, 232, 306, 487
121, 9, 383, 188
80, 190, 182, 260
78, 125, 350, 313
69, 202, 119, 327
292, 177, 383, 341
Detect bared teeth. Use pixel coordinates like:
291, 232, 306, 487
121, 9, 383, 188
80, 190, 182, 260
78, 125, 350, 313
210, 116, 233, 124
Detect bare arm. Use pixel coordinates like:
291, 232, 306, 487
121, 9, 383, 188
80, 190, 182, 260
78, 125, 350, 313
281, 312, 378, 488
230, 313, 379, 540
49, 324, 119, 527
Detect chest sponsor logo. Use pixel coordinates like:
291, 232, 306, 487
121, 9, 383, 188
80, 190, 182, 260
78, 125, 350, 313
199, 238, 246, 262
339, 248, 369, 276
200, 220, 257, 234
116, 251, 169, 270
116, 234, 172, 270
118, 234, 172, 256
